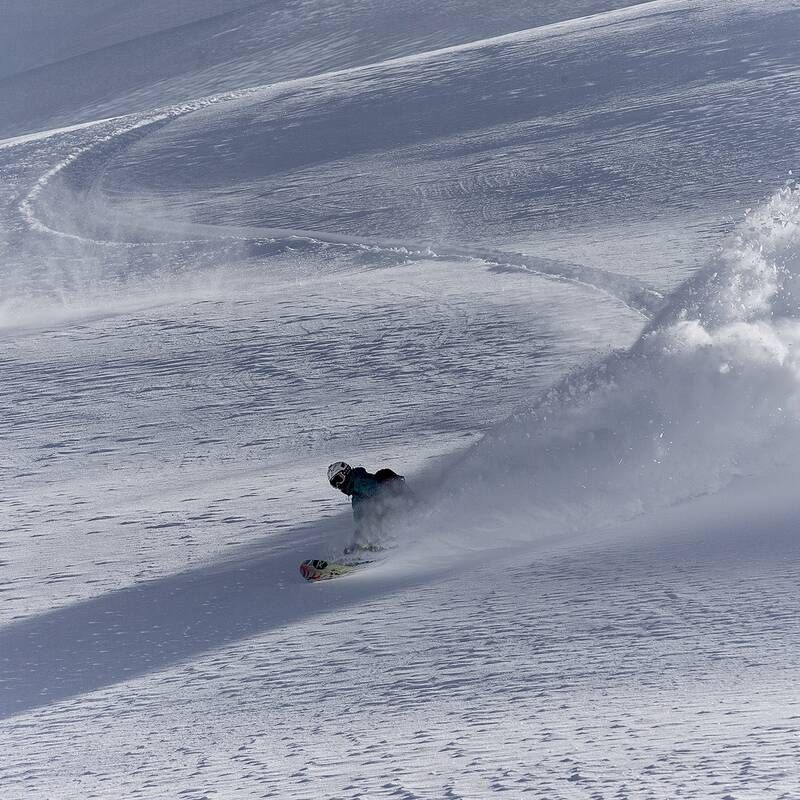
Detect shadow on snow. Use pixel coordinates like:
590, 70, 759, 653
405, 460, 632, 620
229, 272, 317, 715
0, 516, 414, 721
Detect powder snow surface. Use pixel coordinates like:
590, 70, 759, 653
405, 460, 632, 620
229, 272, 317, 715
1, 1, 800, 798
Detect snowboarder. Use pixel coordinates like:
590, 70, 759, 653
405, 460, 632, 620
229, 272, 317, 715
327, 461, 408, 553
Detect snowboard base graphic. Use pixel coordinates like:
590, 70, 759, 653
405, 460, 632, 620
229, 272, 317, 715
299, 558, 371, 582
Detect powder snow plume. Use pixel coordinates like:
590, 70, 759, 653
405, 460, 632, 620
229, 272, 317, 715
410, 185, 800, 551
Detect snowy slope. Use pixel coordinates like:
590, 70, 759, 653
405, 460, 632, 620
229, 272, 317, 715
0, 1, 642, 137
2, 1, 800, 798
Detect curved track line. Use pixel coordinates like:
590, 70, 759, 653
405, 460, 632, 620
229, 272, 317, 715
17, 87, 264, 243
15, 0, 693, 239
15, 10, 671, 318
17, 106, 664, 318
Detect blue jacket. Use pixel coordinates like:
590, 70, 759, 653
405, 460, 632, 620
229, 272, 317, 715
341, 467, 406, 520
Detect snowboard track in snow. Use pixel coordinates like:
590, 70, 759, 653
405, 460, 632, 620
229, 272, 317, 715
13, 47, 664, 319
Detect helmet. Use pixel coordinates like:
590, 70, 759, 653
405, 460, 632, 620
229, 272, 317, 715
327, 461, 351, 489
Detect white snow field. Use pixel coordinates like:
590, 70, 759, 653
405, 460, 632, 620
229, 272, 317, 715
2, 0, 800, 797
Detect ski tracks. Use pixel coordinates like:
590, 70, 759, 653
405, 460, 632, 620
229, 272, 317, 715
6, 33, 665, 320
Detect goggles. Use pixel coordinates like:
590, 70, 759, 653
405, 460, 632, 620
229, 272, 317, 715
330, 471, 348, 489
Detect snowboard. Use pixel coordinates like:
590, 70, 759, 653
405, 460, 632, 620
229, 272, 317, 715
299, 558, 372, 582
